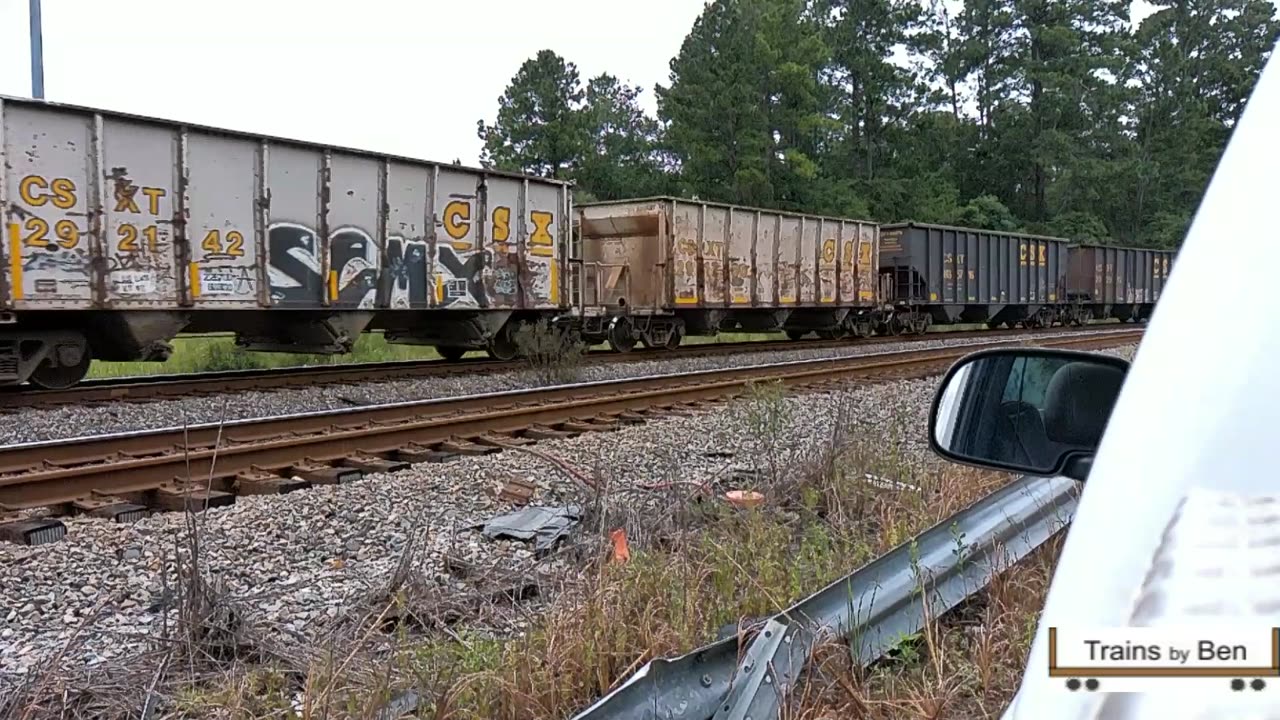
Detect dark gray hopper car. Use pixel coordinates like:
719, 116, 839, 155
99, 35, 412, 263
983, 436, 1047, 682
1066, 244, 1175, 323
878, 222, 1071, 333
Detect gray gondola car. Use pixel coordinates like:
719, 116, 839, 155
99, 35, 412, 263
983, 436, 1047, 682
0, 95, 573, 387
1065, 244, 1175, 323
878, 222, 1071, 333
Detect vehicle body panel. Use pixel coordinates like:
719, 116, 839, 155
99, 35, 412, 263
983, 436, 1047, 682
1004, 42, 1280, 720
1066, 244, 1175, 306
879, 222, 1070, 306
0, 96, 571, 313
575, 197, 879, 313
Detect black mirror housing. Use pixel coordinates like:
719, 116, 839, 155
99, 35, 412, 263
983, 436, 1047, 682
928, 347, 1129, 482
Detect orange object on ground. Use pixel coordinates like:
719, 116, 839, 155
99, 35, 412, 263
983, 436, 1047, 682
725, 490, 765, 509
610, 528, 631, 563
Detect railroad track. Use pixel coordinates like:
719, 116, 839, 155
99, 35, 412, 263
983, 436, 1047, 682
0, 328, 1142, 545
0, 324, 1133, 409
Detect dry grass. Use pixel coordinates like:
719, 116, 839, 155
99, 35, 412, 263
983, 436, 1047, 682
2, 384, 1064, 719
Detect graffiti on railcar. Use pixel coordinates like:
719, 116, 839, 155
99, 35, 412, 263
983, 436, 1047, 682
267, 223, 379, 307
258, 195, 559, 310
433, 245, 488, 309
385, 235, 430, 308
729, 258, 751, 304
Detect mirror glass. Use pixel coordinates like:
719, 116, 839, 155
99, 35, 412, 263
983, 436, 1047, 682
932, 351, 1126, 474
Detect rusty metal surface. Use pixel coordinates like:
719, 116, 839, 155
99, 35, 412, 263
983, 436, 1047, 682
0, 96, 571, 313
0, 326, 1123, 410
880, 222, 1072, 306
0, 328, 1141, 513
1067, 245, 1175, 307
576, 198, 879, 312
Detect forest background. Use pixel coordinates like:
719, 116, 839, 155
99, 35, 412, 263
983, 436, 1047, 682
476, 0, 1279, 248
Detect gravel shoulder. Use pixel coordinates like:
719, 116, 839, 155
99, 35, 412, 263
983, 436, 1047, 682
0, 342, 1138, 681
0, 329, 1124, 445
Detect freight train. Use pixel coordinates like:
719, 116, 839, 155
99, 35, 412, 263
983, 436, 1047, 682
0, 96, 1174, 389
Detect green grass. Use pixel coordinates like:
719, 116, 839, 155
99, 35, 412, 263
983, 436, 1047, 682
87, 334, 450, 379
87, 319, 1114, 380
86, 331, 789, 379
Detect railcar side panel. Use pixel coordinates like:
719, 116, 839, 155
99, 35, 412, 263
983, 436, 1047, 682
857, 224, 876, 302
487, 176, 522, 308
672, 202, 700, 306
325, 152, 382, 309
3, 104, 96, 308
433, 167, 485, 309
778, 216, 801, 304
701, 204, 728, 305
265, 145, 325, 307
799, 218, 819, 304
753, 212, 777, 305
728, 210, 754, 305
186, 133, 263, 307
524, 180, 565, 309
383, 162, 433, 309
102, 118, 181, 307
817, 220, 837, 303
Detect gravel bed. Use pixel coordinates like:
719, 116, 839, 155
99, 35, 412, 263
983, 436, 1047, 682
0, 328, 1132, 445
0, 341, 1139, 679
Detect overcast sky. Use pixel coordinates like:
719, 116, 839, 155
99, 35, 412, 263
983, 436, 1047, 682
0, 1, 1260, 167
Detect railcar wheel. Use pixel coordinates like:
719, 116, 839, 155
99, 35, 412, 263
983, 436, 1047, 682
665, 324, 684, 350
816, 328, 843, 340
436, 346, 467, 362
28, 346, 91, 390
607, 318, 637, 353
786, 330, 807, 341
486, 325, 519, 362
912, 314, 932, 334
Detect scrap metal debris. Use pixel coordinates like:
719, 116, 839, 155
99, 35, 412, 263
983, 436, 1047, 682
476, 505, 582, 553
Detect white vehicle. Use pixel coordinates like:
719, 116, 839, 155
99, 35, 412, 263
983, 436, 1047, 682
925, 37, 1280, 719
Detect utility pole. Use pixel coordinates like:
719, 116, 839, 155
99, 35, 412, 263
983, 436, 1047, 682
29, 0, 45, 99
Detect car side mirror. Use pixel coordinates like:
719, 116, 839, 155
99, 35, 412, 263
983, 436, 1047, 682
928, 347, 1129, 482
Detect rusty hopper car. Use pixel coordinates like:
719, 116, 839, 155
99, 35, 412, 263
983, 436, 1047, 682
1065, 244, 1175, 323
0, 96, 572, 387
573, 197, 880, 349
878, 222, 1071, 333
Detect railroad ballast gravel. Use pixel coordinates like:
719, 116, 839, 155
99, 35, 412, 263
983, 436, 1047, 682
0, 328, 1131, 446
0, 342, 1139, 676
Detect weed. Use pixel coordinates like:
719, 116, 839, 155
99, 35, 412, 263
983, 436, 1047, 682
10, 404, 1052, 720
739, 378, 793, 487
511, 318, 588, 386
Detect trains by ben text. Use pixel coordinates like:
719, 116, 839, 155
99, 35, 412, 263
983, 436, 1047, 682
0, 96, 1174, 389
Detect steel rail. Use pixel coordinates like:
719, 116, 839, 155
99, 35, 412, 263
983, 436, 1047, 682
0, 329, 1139, 513
569, 473, 1081, 720
0, 325, 1132, 409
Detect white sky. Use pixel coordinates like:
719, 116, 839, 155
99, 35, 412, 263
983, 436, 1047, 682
0, 1, 1266, 167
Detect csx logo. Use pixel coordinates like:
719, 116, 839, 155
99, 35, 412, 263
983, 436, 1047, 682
441, 200, 555, 257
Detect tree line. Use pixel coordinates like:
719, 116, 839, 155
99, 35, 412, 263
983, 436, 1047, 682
477, 0, 1279, 248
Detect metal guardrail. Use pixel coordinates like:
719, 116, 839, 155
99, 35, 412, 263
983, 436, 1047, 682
569, 473, 1081, 720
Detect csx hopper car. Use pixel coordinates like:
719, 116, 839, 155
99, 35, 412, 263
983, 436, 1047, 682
0, 96, 573, 388
571, 197, 881, 349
